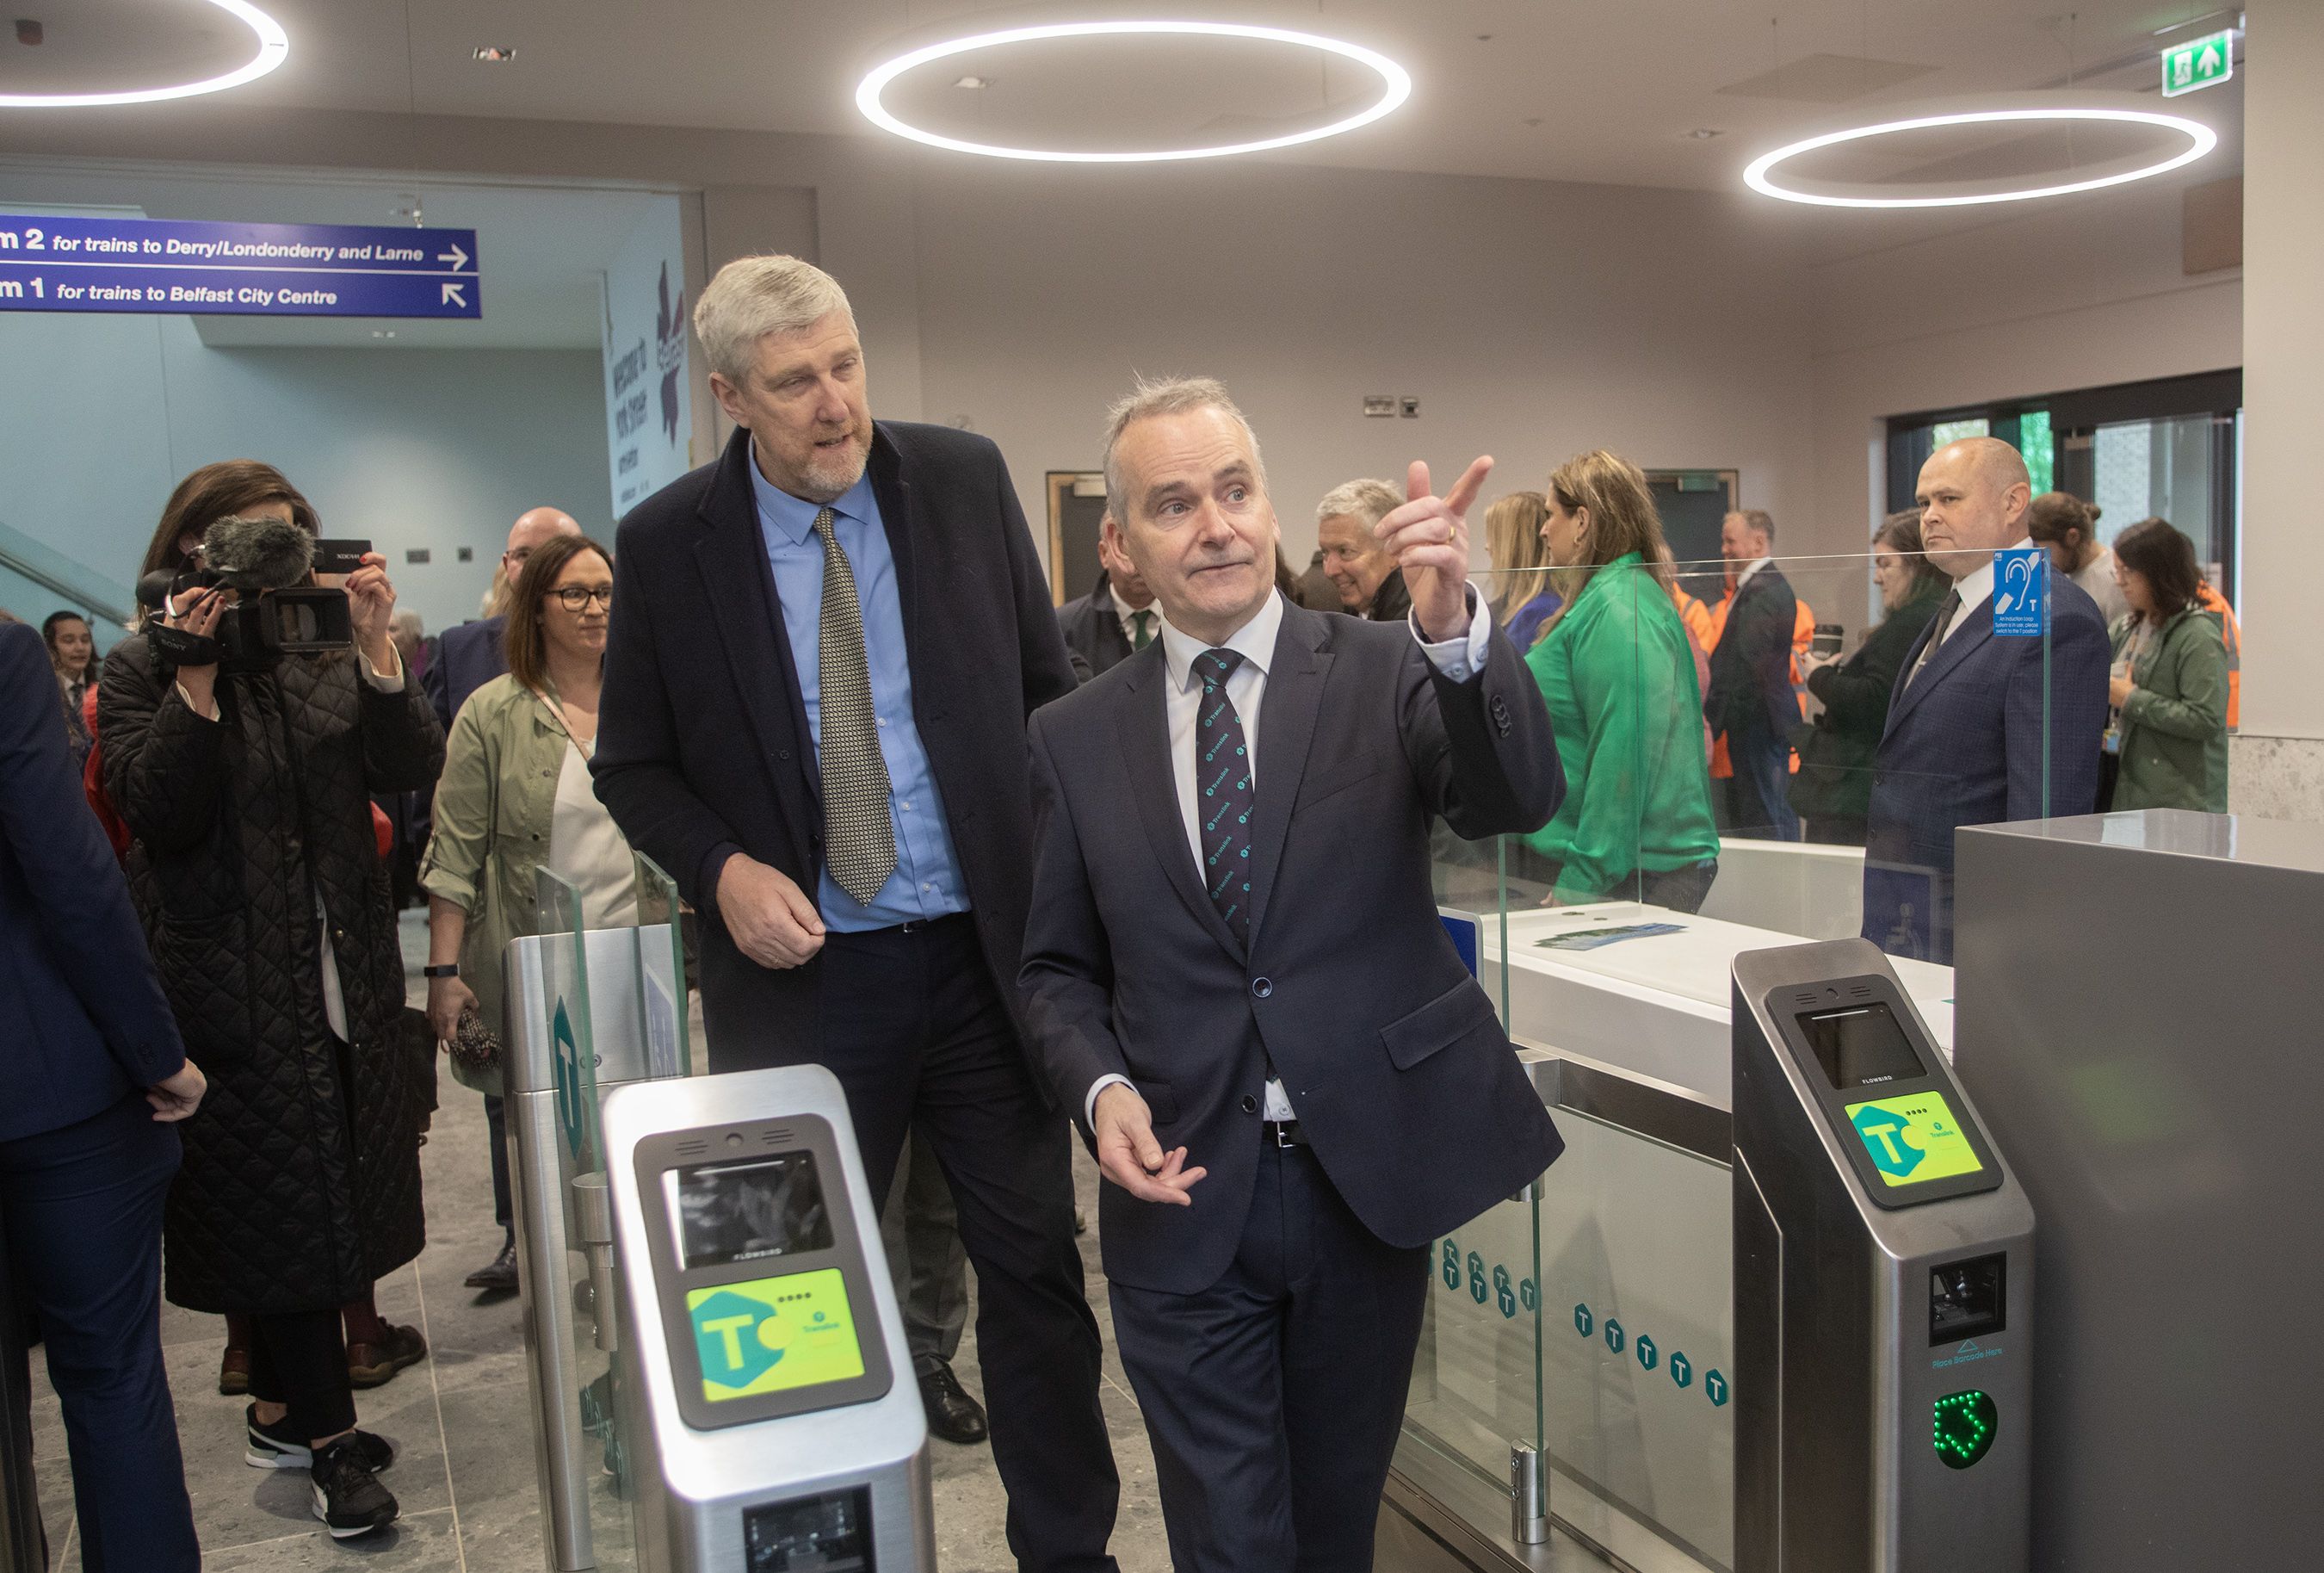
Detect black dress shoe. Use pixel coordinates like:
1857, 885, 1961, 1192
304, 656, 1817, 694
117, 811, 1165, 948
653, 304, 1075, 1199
465, 1237, 519, 1294
918, 1362, 990, 1446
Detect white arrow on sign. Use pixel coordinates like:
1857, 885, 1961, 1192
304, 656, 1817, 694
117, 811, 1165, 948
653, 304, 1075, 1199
436, 242, 470, 270
441, 282, 467, 307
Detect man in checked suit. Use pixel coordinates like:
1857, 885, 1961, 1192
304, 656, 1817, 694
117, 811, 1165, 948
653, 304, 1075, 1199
593, 256, 1116, 1570
1862, 437, 2109, 964
1019, 378, 1567, 1571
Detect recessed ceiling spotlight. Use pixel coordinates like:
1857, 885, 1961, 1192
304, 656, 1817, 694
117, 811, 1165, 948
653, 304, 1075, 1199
0, 0, 286, 106
856, 20, 1412, 163
472, 46, 516, 63
1744, 97, 2217, 209
953, 74, 990, 89
1687, 127, 1723, 139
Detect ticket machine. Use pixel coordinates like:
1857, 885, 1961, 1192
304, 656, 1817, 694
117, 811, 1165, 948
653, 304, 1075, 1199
602, 1066, 933, 1573
1731, 939, 2032, 1573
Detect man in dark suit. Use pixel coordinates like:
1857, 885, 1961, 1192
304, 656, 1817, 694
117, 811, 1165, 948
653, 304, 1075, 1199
592, 256, 1114, 1570
420, 505, 579, 1295
1864, 437, 2109, 964
1704, 508, 1802, 839
0, 619, 207, 1569
1055, 518, 1159, 679
1018, 377, 1567, 1572
422, 506, 581, 732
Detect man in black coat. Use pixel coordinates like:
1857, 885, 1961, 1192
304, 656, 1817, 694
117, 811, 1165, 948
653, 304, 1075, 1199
1054, 517, 1160, 679
1019, 379, 1566, 1571
1704, 508, 1802, 839
592, 255, 1116, 1570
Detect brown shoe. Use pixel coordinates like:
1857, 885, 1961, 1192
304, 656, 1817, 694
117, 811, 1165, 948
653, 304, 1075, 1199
219, 1345, 250, 1397
347, 1323, 428, 1389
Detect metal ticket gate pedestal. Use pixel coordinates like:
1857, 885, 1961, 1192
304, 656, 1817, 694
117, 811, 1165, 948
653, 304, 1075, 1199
506, 903, 690, 1573
1731, 938, 2033, 1573
603, 1064, 933, 1573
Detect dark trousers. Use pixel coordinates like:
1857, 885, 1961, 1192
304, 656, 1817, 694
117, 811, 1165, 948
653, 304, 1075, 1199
880, 1124, 969, 1373
0, 1094, 197, 1572
485, 1093, 512, 1234
1725, 723, 1801, 841
1109, 1141, 1429, 1573
806, 913, 1118, 1573
247, 1305, 357, 1444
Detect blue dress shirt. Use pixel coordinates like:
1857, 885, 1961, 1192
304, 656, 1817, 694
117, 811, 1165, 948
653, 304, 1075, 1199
748, 447, 967, 930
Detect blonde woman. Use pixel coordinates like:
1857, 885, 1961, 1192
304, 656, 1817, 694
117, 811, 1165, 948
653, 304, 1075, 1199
1517, 451, 1721, 908
1482, 491, 1561, 651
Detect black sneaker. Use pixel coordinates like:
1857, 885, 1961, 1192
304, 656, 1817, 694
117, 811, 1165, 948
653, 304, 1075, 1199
310, 1436, 399, 1539
247, 1407, 395, 1473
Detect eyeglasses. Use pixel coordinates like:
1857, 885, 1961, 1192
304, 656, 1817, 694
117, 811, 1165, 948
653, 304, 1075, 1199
549, 585, 614, 611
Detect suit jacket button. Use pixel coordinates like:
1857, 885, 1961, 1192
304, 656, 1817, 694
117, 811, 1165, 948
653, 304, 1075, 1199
1251, 976, 1272, 999
1240, 1094, 1258, 1115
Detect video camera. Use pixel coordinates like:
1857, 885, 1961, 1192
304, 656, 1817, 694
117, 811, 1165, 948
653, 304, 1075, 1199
136, 517, 368, 673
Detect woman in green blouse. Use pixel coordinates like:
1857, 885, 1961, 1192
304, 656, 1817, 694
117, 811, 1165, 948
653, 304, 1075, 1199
1517, 449, 1721, 909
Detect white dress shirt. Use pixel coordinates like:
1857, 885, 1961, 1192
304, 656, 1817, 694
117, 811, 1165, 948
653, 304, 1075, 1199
1111, 585, 1159, 651
1938, 536, 2035, 649
1085, 585, 1493, 1130
1734, 554, 1774, 590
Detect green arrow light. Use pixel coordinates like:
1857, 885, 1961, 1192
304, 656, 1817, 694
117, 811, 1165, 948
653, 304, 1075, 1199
1932, 1390, 1998, 1469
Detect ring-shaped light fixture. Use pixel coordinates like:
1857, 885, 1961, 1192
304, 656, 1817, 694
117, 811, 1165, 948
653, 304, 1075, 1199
0, 0, 287, 108
856, 20, 1411, 163
1744, 102, 2216, 209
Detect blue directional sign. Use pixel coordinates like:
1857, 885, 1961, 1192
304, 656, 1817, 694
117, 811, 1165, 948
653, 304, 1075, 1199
1991, 547, 2047, 636
0, 213, 480, 319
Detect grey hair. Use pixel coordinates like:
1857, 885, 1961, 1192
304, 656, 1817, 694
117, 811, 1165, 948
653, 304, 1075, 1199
1314, 477, 1404, 536
1101, 375, 1268, 524
693, 255, 856, 383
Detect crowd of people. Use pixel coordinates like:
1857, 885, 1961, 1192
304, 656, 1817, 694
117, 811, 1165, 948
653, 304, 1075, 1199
0, 249, 2241, 1566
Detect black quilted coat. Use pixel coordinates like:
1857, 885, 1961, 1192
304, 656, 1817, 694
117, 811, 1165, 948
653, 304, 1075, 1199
98, 636, 445, 1316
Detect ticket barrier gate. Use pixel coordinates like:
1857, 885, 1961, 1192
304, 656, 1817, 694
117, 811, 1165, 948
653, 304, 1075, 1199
602, 1065, 934, 1573
1731, 939, 2032, 1573
506, 905, 690, 1573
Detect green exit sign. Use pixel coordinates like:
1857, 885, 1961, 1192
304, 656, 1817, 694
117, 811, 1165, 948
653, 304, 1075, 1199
2160, 29, 2234, 96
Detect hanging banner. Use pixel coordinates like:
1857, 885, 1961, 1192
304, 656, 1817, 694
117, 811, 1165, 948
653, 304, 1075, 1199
0, 213, 481, 319
601, 197, 692, 519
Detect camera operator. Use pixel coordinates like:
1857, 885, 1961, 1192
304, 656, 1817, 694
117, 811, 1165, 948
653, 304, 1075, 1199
98, 461, 444, 1540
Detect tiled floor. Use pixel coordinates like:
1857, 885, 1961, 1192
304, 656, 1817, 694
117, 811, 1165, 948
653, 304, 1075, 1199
26, 913, 1172, 1571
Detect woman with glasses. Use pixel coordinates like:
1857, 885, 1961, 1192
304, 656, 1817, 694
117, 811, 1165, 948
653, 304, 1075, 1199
421, 536, 635, 1273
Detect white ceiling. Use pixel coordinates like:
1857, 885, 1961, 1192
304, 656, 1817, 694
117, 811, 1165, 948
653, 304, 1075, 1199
0, 1, 2247, 191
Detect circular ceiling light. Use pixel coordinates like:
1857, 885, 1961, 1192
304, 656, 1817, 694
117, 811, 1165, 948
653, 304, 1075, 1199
1743, 99, 2216, 209
855, 20, 1412, 163
0, 0, 288, 108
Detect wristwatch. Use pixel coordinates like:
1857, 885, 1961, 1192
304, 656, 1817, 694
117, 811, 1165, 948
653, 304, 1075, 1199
422, 963, 460, 980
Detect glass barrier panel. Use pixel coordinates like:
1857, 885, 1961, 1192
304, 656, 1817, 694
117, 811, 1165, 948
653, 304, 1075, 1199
1407, 1183, 1544, 1492
1536, 1105, 1733, 1572
632, 852, 692, 1079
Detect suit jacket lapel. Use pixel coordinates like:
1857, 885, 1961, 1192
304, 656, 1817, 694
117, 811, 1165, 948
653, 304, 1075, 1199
1885, 598, 1995, 739
1244, 605, 1332, 946
865, 425, 920, 654
1114, 646, 1245, 959
693, 430, 819, 852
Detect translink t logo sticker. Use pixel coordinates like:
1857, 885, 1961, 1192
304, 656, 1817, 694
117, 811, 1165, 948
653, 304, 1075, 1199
686, 1269, 864, 1403
1845, 1091, 1986, 1188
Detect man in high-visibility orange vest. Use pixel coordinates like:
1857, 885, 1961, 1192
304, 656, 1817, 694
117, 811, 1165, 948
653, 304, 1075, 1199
2197, 579, 2241, 730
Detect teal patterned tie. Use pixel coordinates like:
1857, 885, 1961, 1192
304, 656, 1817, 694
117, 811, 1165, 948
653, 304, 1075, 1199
1192, 649, 1256, 943
813, 507, 897, 905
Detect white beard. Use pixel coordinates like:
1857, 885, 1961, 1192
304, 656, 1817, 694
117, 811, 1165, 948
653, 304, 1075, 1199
791, 433, 872, 504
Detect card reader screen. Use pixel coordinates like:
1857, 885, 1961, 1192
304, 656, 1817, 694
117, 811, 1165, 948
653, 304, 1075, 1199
686, 1268, 866, 1403
1844, 1091, 1987, 1188
671, 1153, 833, 1270
1799, 1001, 1926, 1090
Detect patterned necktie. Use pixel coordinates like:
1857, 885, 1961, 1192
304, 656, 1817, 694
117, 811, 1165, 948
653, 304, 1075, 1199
813, 507, 898, 905
1192, 649, 1256, 944
1131, 610, 1153, 651
1908, 588, 1964, 688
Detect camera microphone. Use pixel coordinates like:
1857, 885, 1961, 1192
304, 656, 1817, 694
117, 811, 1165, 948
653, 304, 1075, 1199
201, 515, 316, 592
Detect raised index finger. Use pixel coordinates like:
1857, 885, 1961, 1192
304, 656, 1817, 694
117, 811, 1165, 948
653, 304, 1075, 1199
1443, 455, 1495, 517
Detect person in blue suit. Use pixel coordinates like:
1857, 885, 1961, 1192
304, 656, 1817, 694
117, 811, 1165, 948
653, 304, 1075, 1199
0, 617, 207, 1570
1863, 437, 2110, 964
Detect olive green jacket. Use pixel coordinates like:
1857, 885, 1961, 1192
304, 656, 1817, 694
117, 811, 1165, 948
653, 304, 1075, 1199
420, 673, 622, 1093
2110, 607, 2229, 814
1520, 554, 1721, 902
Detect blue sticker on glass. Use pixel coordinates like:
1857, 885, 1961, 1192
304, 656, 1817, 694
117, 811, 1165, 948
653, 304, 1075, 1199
1991, 547, 2047, 636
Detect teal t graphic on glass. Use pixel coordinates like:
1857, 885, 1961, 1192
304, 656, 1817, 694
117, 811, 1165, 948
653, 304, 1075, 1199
1192, 648, 1256, 944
